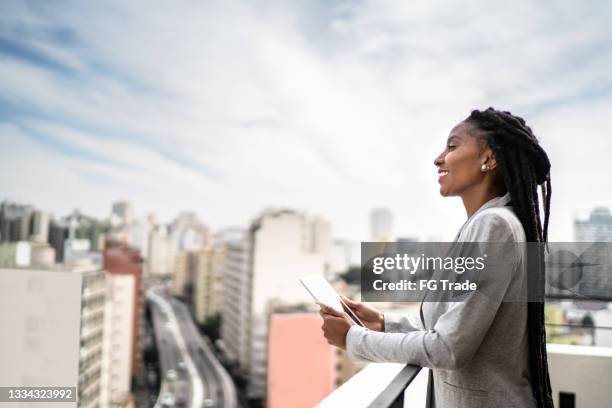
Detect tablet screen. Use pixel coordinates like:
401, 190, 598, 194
299, 274, 365, 326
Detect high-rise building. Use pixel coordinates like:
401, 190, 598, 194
221, 210, 331, 401
0, 201, 33, 242
78, 267, 106, 408
330, 239, 361, 276
220, 230, 251, 374
103, 240, 144, 382
111, 201, 134, 226
172, 251, 192, 297
147, 225, 175, 278
169, 211, 210, 252
30, 210, 50, 244
267, 313, 335, 408
0, 264, 106, 408
370, 208, 394, 242
573, 207, 612, 300
575, 207, 612, 242
64, 210, 111, 251
194, 245, 225, 324
100, 273, 135, 407
49, 219, 69, 262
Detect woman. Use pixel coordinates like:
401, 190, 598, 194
320, 108, 554, 407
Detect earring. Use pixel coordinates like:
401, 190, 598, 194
481, 164, 488, 172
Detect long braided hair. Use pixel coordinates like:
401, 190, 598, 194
465, 107, 553, 408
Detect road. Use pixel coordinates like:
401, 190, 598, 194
148, 290, 204, 408
148, 288, 238, 408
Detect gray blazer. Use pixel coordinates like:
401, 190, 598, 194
346, 194, 537, 407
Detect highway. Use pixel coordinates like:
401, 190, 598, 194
148, 288, 238, 408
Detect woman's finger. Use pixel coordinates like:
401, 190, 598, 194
341, 296, 360, 309
317, 302, 344, 317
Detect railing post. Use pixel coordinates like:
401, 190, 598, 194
367, 365, 421, 408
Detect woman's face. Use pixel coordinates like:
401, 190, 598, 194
434, 122, 488, 197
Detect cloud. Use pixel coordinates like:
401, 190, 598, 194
0, 0, 611, 240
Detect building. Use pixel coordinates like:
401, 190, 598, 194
111, 201, 135, 226
103, 241, 144, 383
64, 210, 111, 251
78, 267, 106, 408
220, 230, 251, 375
573, 208, 612, 300
193, 246, 225, 324
30, 243, 56, 267
575, 207, 612, 242
49, 219, 69, 262
64, 238, 92, 263
329, 240, 361, 276
0, 201, 33, 242
169, 211, 210, 252
172, 251, 192, 298
221, 210, 331, 401
30, 210, 50, 244
370, 208, 394, 242
0, 241, 31, 267
147, 226, 175, 278
100, 273, 135, 407
0, 264, 106, 408
267, 313, 335, 408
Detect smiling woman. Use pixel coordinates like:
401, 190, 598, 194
320, 107, 554, 408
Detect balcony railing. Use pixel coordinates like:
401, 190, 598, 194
317, 363, 428, 408
317, 344, 612, 408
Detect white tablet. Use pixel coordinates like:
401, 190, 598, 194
299, 274, 365, 327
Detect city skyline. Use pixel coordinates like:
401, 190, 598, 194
2, 1, 612, 243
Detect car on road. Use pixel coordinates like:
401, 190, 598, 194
166, 369, 177, 381
177, 360, 186, 371
203, 398, 215, 407
161, 392, 175, 407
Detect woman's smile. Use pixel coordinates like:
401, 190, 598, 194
437, 168, 449, 183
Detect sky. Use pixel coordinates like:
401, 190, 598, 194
1, 0, 612, 241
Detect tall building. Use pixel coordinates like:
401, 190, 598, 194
0, 264, 106, 408
49, 219, 69, 262
78, 267, 106, 408
221, 210, 331, 401
220, 230, 251, 375
30, 210, 50, 244
100, 273, 135, 407
573, 207, 612, 300
169, 211, 210, 252
64, 210, 111, 251
575, 207, 612, 242
147, 225, 175, 278
111, 201, 134, 226
103, 240, 144, 382
0, 201, 33, 242
172, 251, 192, 297
267, 313, 335, 408
194, 245, 225, 324
330, 239, 361, 276
370, 208, 394, 242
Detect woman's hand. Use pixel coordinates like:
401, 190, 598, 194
318, 303, 355, 350
340, 296, 385, 332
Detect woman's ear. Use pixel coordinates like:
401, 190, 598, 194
483, 149, 498, 171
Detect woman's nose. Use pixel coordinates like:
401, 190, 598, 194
434, 152, 444, 166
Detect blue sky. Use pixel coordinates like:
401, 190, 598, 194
1, 0, 612, 241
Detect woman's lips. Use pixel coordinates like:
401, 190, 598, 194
438, 170, 449, 183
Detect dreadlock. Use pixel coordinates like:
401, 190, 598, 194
465, 107, 554, 408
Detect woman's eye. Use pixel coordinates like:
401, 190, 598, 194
447, 145, 456, 150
